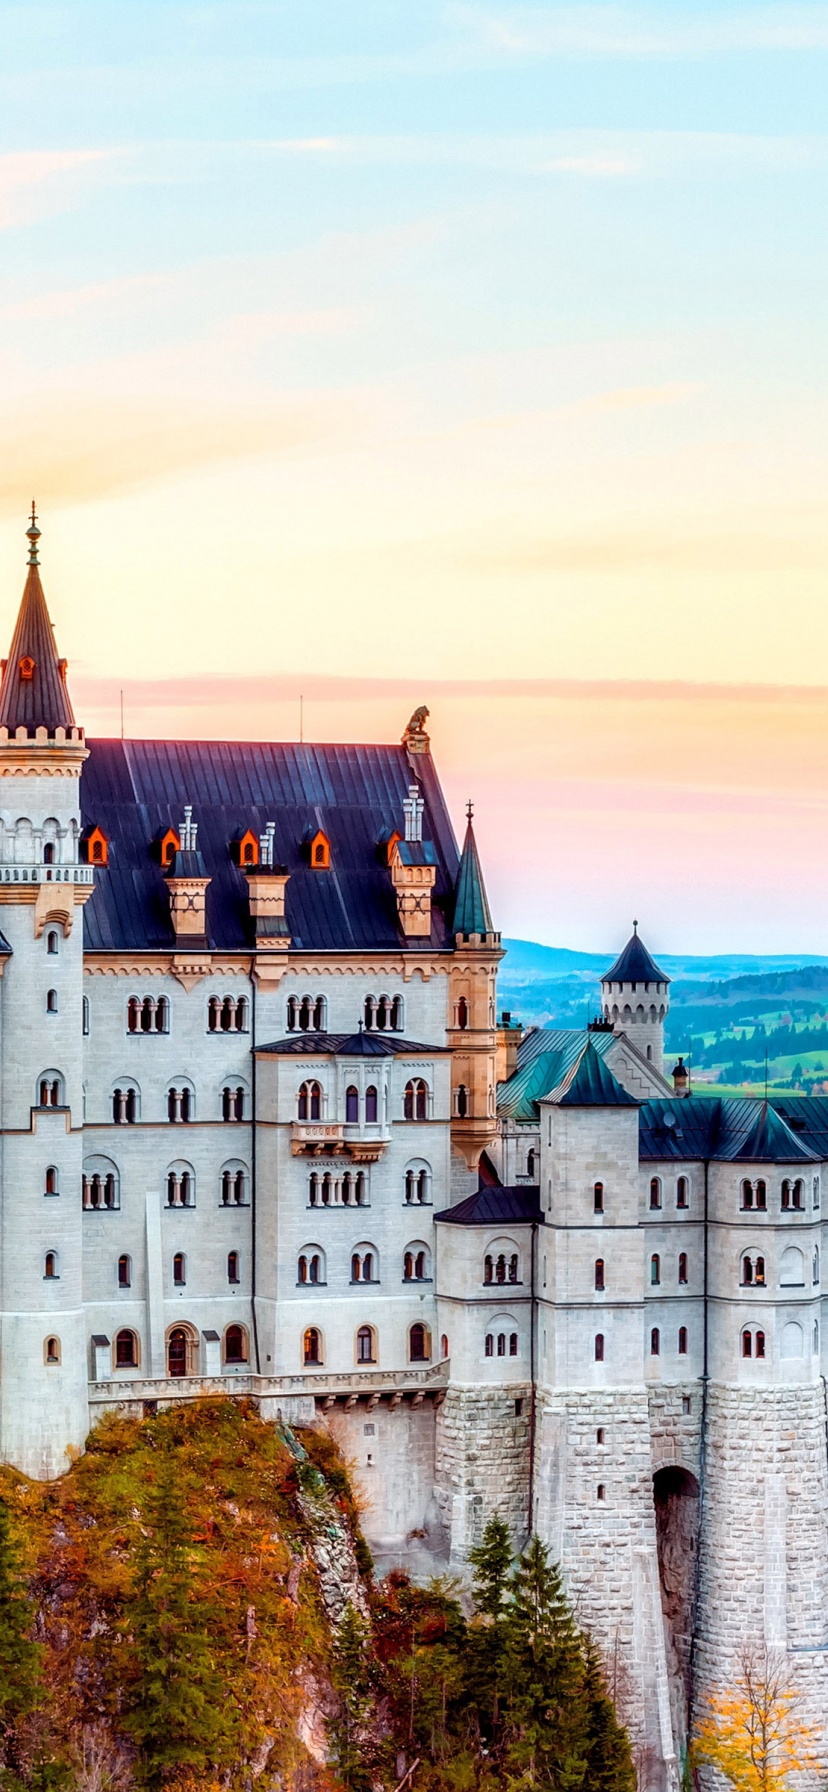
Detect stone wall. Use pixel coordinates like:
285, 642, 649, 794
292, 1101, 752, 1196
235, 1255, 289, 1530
434, 1382, 531, 1556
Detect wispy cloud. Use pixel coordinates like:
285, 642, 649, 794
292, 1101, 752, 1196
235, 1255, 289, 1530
0, 272, 163, 323
0, 149, 112, 228
449, 4, 828, 59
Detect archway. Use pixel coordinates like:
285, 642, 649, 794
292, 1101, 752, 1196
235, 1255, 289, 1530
652, 1466, 700, 1752
167, 1325, 197, 1378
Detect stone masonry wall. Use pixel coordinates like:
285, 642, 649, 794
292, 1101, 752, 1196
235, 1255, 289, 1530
433, 1382, 531, 1557
695, 1383, 828, 1789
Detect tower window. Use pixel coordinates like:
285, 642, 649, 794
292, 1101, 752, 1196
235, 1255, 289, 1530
173, 1252, 186, 1286
45, 1336, 60, 1364
594, 1333, 604, 1362
117, 1254, 131, 1288
676, 1176, 688, 1208
44, 1252, 57, 1279
228, 1250, 240, 1284
649, 1178, 661, 1211
46, 989, 57, 1013
46, 930, 59, 955
594, 1258, 605, 1292
593, 1181, 604, 1214
650, 1327, 660, 1356
678, 1252, 688, 1285
650, 1253, 660, 1286
678, 1326, 688, 1355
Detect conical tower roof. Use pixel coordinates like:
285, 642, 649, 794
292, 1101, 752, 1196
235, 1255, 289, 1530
452, 803, 495, 939
602, 921, 668, 986
0, 507, 74, 734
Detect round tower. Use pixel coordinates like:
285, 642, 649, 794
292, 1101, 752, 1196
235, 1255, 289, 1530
600, 921, 670, 1074
0, 508, 92, 1477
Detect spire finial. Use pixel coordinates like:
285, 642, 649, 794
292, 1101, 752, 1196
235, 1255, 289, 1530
466, 799, 474, 824
26, 501, 40, 567
633, 918, 638, 933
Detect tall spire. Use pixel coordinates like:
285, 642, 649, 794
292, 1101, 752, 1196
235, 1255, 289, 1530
0, 507, 75, 734
451, 802, 495, 940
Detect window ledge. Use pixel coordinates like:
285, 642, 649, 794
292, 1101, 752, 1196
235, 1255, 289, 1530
297, 1281, 328, 1288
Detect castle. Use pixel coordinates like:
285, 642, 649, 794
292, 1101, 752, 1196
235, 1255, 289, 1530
1, 514, 826, 1788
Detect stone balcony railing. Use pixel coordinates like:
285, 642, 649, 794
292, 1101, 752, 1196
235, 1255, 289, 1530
88, 1360, 450, 1417
0, 863, 94, 886
291, 1122, 390, 1161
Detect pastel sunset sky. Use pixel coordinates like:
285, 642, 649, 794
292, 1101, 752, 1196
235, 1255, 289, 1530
2, 3, 828, 953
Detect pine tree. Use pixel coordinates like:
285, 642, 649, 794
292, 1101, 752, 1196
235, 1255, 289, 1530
469, 1517, 512, 1622
122, 1454, 235, 1789
501, 1537, 590, 1792
329, 1602, 374, 1792
0, 1497, 43, 1776
466, 1517, 513, 1750
581, 1638, 636, 1792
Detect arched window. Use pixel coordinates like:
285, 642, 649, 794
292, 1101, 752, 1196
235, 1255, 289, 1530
403, 1244, 429, 1281
485, 1333, 493, 1357
45, 1166, 58, 1196
497, 1333, 506, 1357
676, 1176, 688, 1209
649, 1178, 661, 1211
46, 988, 57, 1014
115, 1329, 138, 1368
112, 1083, 137, 1123
441, 1333, 449, 1359
484, 1254, 493, 1284
594, 1259, 605, 1291
166, 1164, 194, 1207
44, 1252, 57, 1279
593, 1181, 604, 1214
365, 1085, 378, 1124
391, 997, 403, 1030
43, 842, 54, 865
298, 1081, 322, 1122
46, 930, 59, 955
82, 996, 90, 1036
678, 1326, 688, 1355
222, 1083, 245, 1122
650, 1254, 660, 1286
356, 1325, 376, 1365
594, 1333, 605, 1362
303, 1327, 322, 1366
173, 1252, 186, 1286
167, 1325, 195, 1377
780, 1245, 805, 1287
509, 1333, 518, 1356
224, 1324, 248, 1365
118, 1254, 131, 1288
345, 1086, 359, 1124
527, 1149, 536, 1179
755, 1256, 765, 1286
456, 1084, 468, 1118
82, 1157, 119, 1210
167, 1084, 193, 1123
756, 1180, 767, 1209
508, 1253, 519, 1283
495, 1254, 506, 1284
756, 1330, 766, 1358
39, 1073, 64, 1108
741, 1179, 754, 1210
650, 1327, 660, 1356
44, 1336, 60, 1364
742, 1255, 753, 1286
404, 1162, 431, 1205
404, 1079, 428, 1121
814, 1248, 820, 1285
742, 1329, 752, 1358
228, 1251, 240, 1284
678, 1252, 688, 1285
207, 995, 248, 1034
793, 1178, 804, 1210
457, 996, 469, 1030
409, 1323, 429, 1362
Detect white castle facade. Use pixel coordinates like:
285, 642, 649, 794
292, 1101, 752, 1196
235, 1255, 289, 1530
0, 516, 826, 1788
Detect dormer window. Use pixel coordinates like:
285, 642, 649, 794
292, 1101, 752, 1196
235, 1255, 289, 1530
307, 829, 330, 870
19, 656, 35, 682
81, 827, 109, 867
231, 829, 259, 868
158, 828, 180, 868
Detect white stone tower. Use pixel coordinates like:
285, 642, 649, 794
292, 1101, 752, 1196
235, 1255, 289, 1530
0, 508, 92, 1476
601, 921, 670, 1074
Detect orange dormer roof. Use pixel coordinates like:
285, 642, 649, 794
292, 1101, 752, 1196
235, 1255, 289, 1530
80, 825, 109, 867
156, 826, 180, 868
230, 827, 259, 868
306, 827, 330, 869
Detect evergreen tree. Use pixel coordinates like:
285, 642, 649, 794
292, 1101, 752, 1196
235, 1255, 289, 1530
466, 1518, 513, 1750
581, 1639, 636, 1792
329, 1602, 374, 1792
469, 1517, 512, 1622
122, 1453, 234, 1789
501, 1537, 590, 1792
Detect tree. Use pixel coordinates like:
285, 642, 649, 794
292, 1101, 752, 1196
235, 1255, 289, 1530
691, 1645, 822, 1791
469, 1517, 512, 1623
329, 1602, 374, 1792
0, 1497, 43, 1776
580, 1639, 635, 1792
500, 1537, 590, 1791
466, 1516, 513, 1749
122, 1454, 235, 1789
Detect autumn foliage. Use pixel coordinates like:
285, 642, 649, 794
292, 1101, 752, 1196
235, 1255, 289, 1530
691, 1645, 823, 1791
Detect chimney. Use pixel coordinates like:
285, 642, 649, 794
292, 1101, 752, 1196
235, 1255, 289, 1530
672, 1056, 689, 1098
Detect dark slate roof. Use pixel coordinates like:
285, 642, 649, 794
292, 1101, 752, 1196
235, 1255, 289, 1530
80, 739, 460, 953
602, 925, 669, 986
434, 1185, 544, 1225
0, 930, 11, 956
498, 1027, 617, 1122
558, 1040, 638, 1108
639, 1096, 819, 1163
257, 1031, 447, 1057
0, 560, 75, 734
769, 1097, 828, 1158
452, 815, 495, 939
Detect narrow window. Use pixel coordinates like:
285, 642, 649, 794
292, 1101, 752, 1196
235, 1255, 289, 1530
756, 1256, 766, 1287
82, 996, 90, 1036
497, 1333, 506, 1357
676, 1176, 688, 1209
650, 1253, 660, 1286
649, 1178, 661, 1211
782, 1180, 791, 1211
484, 1254, 493, 1284
225, 1324, 247, 1364
365, 1085, 378, 1124
44, 1252, 57, 1279
678, 1252, 688, 1285
457, 996, 469, 1030
508, 1253, 519, 1283
228, 1251, 239, 1285
594, 1258, 605, 1292
678, 1326, 688, 1355
742, 1330, 752, 1358
46, 930, 58, 955
118, 1254, 131, 1288
756, 1180, 767, 1210
742, 1256, 753, 1286
173, 1252, 185, 1286
594, 1333, 604, 1362
527, 1149, 536, 1178
45, 1336, 60, 1364
345, 1085, 359, 1124
441, 1333, 449, 1359
304, 1327, 321, 1365
45, 1166, 58, 1196
509, 1333, 518, 1356
310, 1254, 320, 1283
43, 842, 54, 865
597, 1484, 606, 1502
310, 1082, 321, 1121
115, 1329, 137, 1368
46, 989, 57, 1013
756, 1330, 766, 1358
351, 1254, 361, 1283
741, 1179, 754, 1210
596, 1427, 605, 1445
357, 1326, 374, 1364
650, 1327, 660, 1356
409, 1323, 428, 1362
485, 1334, 493, 1357
456, 1084, 468, 1118
593, 1181, 604, 1213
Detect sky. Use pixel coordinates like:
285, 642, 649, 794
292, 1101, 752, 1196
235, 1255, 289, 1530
1, 2, 828, 953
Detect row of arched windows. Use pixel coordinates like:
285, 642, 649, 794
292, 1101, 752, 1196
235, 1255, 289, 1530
484, 1252, 520, 1285
207, 995, 248, 1033
741, 1177, 820, 1211
364, 996, 404, 1031
309, 1170, 367, 1207
485, 1330, 518, 1357
648, 1177, 689, 1211
345, 1085, 379, 1123
741, 1246, 819, 1286
82, 1160, 248, 1210
288, 995, 327, 1032
297, 1079, 430, 1122
106, 1082, 248, 1123
593, 1329, 689, 1361
127, 996, 169, 1034
303, 1322, 431, 1367
115, 1250, 239, 1288
295, 1244, 431, 1284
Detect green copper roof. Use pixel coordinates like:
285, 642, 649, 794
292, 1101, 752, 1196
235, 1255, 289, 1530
498, 1028, 619, 1122
452, 814, 494, 938
557, 1040, 638, 1108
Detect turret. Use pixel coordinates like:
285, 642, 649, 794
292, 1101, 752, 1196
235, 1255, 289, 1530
600, 921, 670, 1075
0, 509, 91, 1476
448, 803, 503, 1176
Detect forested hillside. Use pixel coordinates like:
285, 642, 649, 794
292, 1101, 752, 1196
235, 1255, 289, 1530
0, 1399, 633, 1792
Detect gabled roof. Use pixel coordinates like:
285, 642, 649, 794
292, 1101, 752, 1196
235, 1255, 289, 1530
257, 1031, 447, 1057
498, 1027, 618, 1122
556, 1040, 638, 1108
80, 739, 461, 953
0, 518, 75, 734
639, 1096, 820, 1163
602, 924, 669, 986
452, 811, 495, 939
434, 1185, 543, 1225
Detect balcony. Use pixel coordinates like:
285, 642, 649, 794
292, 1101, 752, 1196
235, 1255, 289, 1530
88, 1359, 450, 1417
291, 1122, 389, 1161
